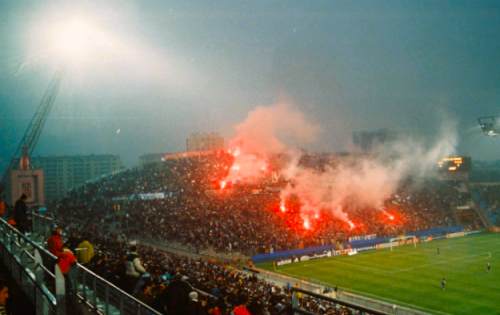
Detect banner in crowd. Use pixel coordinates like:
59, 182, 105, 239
252, 245, 334, 263
275, 248, 357, 266
112, 192, 177, 201
348, 234, 377, 242
446, 231, 465, 239
252, 226, 465, 264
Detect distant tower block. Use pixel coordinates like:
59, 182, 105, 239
6, 168, 45, 207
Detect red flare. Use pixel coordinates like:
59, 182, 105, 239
347, 220, 355, 229
220, 180, 227, 190
280, 201, 287, 213
303, 219, 311, 230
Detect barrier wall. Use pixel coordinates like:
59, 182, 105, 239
252, 245, 334, 263
411, 226, 463, 238
252, 226, 465, 263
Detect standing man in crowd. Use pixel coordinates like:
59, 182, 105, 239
125, 245, 146, 293
13, 194, 28, 234
47, 227, 64, 257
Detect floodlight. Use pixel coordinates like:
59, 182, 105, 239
36, 15, 115, 66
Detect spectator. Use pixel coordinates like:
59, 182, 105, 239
76, 236, 95, 264
125, 245, 146, 293
232, 295, 252, 315
47, 227, 64, 257
0, 280, 9, 315
58, 248, 77, 275
188, 291, 206, 315
13, 194, 28, 234
163, 275, 192, 315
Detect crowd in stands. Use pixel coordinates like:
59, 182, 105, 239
1, 152, 485, 314
54, 153, 471, 256
53, 219, 351, 315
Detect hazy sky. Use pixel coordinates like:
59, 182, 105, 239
1, 0, 499, 169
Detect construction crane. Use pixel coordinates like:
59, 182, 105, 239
0, 70, 64, 193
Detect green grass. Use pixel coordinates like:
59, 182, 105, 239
258, 233, 500, 315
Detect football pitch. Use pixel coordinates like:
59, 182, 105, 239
258, 233, 500, 315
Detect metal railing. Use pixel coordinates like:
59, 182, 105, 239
70, 264, 161, 315
292, 287, 390, 315
0, 217, 61, 315
2, 214, 163, 315
255, 267, 430, 315
32, 211, 55, 244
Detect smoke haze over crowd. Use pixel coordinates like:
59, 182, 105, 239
224, 103, 459, 223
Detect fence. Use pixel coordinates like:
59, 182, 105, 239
0, 217, 61, 315
69, 264, 161, 315
1, 216, 162, 315
291, 287, 388, 315
252, 267, 430, 315
31, 212, 55, 244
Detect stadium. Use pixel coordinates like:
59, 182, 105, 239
1, 2, 500, 315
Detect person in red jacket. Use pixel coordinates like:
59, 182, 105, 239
47, 227, 64, 257
232, 295, 252, 315
58, 248, 77, 274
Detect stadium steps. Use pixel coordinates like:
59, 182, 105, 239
472, 203, 491, 227
469, 190, 494, 228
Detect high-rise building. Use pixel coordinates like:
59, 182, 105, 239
186, 132, 224, 152
31, 154, 123, 201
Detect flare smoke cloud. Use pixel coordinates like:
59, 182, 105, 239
225, 102, 458, 224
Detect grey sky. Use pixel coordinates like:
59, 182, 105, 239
1, 0, 499, 169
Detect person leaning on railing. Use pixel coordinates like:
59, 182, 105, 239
75, 235, 95, 265
58, 247, 77, 275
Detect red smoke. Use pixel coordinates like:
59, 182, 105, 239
218, 101, 456, 235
